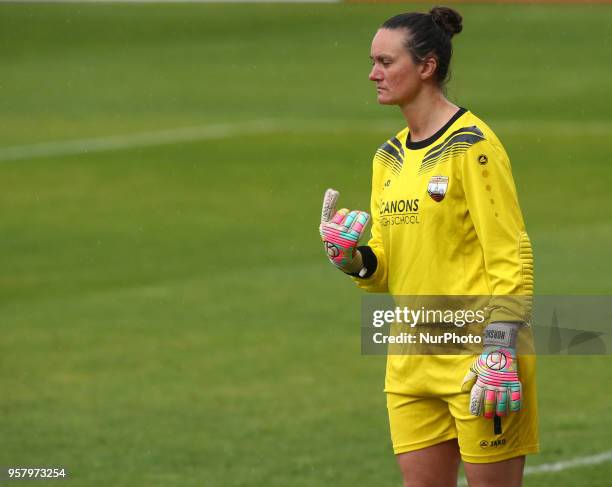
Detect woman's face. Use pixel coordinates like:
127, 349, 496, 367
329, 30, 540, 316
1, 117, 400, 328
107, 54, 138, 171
369, 28, 423, 106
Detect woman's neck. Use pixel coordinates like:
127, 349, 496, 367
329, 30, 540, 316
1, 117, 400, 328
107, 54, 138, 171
400, 90, 459, 143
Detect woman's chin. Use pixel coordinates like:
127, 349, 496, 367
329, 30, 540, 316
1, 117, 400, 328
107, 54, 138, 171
377, 94, 395, 105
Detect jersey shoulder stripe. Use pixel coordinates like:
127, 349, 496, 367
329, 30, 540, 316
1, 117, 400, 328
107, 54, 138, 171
418, 125, 486, 175
375, 136, 405, 175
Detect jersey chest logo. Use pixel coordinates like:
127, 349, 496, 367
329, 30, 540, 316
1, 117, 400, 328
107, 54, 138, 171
427, 175, 449, 202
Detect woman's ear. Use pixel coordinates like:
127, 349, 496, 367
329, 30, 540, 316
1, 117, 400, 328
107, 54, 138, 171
419, 55, 438, 81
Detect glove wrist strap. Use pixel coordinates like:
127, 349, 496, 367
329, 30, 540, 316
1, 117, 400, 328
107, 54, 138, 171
347, 246, 377, 279
483, 322, 519, 349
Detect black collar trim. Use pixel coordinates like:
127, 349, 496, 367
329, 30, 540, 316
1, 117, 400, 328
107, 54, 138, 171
406, 107, 468, 150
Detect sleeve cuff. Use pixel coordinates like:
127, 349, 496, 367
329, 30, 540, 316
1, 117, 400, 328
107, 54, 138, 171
348, 246, 378, 279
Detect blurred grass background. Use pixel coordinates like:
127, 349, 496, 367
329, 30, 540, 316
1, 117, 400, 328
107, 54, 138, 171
1, 3, 611, 486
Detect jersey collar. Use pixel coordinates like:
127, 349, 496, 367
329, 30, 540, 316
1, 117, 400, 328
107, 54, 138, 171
406, 107, 468, 150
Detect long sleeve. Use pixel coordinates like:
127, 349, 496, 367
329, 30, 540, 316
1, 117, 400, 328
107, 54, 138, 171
352, 158, 389, 293
461, 138, 534, 323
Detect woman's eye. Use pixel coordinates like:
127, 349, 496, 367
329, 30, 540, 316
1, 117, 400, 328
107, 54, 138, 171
370, 59, 391, 67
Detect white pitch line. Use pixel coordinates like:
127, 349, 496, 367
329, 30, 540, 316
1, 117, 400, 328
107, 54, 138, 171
0, 119, 400, 163
458, 450, 612, 486
524, 450, 612, 474
0, 120, 283, 163
1, 118, 610, 163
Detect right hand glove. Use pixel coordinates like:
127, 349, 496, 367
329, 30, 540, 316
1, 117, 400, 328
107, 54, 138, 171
319, 188, 370, 274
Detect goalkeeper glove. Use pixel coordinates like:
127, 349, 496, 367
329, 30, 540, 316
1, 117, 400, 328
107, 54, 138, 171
319, 188, 370, 275
461, 322, 522, 419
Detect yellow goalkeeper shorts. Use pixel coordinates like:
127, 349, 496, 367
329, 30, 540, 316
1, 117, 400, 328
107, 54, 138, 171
385, 354, 539, 463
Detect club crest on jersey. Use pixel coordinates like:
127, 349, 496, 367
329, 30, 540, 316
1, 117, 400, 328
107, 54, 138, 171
427, 175, 449, 202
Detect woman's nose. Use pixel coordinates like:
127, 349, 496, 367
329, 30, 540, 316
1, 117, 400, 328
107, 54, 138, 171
369, 65, 382, 81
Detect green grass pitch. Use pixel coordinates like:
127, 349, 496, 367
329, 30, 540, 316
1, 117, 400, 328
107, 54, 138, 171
1, 3, 611, 486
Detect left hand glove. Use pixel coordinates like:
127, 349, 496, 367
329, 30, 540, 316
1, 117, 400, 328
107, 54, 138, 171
461, 323, 522, 419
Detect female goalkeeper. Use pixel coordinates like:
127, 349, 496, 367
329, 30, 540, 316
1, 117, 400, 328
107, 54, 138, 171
319, 7, 538, 487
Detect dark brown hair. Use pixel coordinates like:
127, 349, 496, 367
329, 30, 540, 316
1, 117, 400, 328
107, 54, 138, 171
381, 6, 463, 86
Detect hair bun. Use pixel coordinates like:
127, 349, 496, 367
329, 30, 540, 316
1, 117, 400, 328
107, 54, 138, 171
430, 6, 463, 37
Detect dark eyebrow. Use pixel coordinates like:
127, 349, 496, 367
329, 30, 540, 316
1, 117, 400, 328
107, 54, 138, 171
370, 54, 393, 61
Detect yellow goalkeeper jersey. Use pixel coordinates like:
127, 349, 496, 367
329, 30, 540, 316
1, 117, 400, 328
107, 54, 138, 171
355, 108, 533, 324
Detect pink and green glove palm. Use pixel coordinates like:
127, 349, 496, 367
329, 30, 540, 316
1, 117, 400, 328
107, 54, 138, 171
461, 323, 522, 419
319, 188, 370, 275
